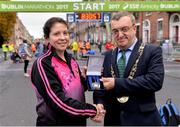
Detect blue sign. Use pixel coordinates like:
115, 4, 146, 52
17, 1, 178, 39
67, 13, 75, 23
102, 12, 111, 23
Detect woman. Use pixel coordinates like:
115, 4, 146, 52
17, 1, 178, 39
20, 40, 32, 77
31, 17, 103, 126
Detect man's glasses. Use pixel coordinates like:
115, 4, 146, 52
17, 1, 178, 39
112, 25, 134, 36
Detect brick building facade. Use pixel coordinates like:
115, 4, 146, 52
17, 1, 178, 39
135, 12, 180, 45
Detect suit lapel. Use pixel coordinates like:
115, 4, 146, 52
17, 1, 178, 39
124, 41, 141, 77
111, 48, 119, 78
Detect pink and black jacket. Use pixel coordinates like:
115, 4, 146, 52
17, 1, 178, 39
31, 46, 96, 126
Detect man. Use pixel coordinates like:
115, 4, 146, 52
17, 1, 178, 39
93, 12, 164, 126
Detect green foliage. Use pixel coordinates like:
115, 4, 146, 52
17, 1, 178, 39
0, 12, 16, 42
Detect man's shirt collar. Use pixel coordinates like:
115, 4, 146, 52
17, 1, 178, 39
118, 37, 137, 52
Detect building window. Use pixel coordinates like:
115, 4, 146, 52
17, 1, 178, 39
136, 25, 140, 41
157, 20, 163, 40
144, 21, 149, 27
173, 15, 180, 23
143, 20, 150, 43
133, 12, 139, 19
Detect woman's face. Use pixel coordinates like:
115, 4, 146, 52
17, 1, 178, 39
48, 22, 70, 52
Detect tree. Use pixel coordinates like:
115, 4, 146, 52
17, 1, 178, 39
0, 12, 16, 42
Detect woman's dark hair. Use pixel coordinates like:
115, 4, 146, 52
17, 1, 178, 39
43, 17, 68, 39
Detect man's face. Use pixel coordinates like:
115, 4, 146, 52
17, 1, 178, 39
111, 16, 136, 50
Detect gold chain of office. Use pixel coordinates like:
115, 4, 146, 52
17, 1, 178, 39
110, 42, 145, 103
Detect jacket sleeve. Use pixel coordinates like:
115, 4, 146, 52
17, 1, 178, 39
31, 58, 97, 118
114, 46, 164, 96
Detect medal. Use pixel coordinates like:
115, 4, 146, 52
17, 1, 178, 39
117, 96, 129, 103
92, 82, 100, 90
88, 76, 101, 90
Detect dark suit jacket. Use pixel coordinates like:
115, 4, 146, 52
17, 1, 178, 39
93, 41, 164, 126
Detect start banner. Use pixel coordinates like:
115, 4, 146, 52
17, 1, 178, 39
0, 1, 180, 12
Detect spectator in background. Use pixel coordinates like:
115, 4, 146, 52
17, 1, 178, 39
8, 42, 14, 56
105, 40, 115, 50
97, 40, 103, 53
78, 40, 86, 57
71, 40, 78, 59
35, 41, 44, 57
2, 42, 9, 61
31, 43, 36, 54
85, 40, 91, 51
19, 39, 32, 77
11, 50, 22, 63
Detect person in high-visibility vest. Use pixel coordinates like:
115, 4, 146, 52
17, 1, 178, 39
78, 40, 84, 57
71, 40, 78, 59
31, 43, 36, 54
85, 41, 91, 51
2, 42, 9, 60
8, 42, 14, 56
8, 43, 14, 52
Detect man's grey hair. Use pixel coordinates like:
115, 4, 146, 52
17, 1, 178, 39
111, 12, 136, 24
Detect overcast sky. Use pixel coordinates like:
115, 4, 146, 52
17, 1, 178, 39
18, 13, 68, 38
16, 0, 82, 39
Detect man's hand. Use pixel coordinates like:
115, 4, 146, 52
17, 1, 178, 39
101, 77, 115, 90
91, 104, 106, 123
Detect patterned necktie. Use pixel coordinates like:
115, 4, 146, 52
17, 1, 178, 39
118, 50, 126, 78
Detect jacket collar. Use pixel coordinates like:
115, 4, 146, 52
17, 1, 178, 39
124, 41, 141, 77
49, 45, 72, 65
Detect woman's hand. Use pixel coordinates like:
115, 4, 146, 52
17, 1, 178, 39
91, 104, 106, 123
81, 66, 87, 78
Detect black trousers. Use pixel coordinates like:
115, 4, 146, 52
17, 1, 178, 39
4, 52, 7, 60
24, 60, 29, 73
